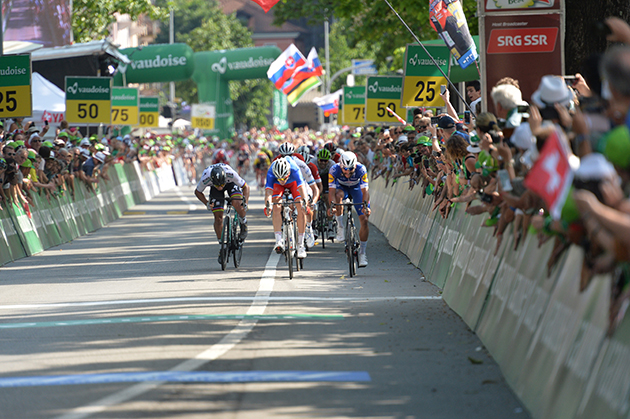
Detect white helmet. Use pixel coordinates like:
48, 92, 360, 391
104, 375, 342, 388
296, 145, 310, 161
340, 151, 357, 170
272, 157, 291, 179
278, 142, 295, 156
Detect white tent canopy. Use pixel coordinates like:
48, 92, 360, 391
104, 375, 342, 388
31, 72, 66, 133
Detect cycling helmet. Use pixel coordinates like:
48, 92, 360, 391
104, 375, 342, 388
323, 141, 335, 152
317, 148, 331, 161
296, 145, 310, 161
210, 166, 227, 186
340, 151, 357, 170
307, 154, 317, 165
272, 157, 291, 179
278, 142, 295, 156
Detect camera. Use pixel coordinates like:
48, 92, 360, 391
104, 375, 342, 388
480, 193, 493, 203
516, 105, 530, 114
431, 116, 439, 125
440, 85, 446, 95
539, 106, 560, 121
464, 111, 471, 124
564, 75, 578, 87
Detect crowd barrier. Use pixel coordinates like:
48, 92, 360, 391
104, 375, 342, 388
370, 177, 630, 419
0, 160, 179, 267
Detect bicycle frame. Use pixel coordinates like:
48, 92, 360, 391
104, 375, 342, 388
332, 201, 362, 277
278, 193, 301, 279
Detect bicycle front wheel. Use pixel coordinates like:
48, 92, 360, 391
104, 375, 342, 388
285, 222, 293, 279
347, 218, 357, 277
293, 221, 300, 272
220, 216, 230, 271
232, 221, 242, 269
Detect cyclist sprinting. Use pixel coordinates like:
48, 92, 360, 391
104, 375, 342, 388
254, 149, 271, 190
195, 164, 250, 262
265, 157, 309, 259
328, 151, 371, 267
315, 148, 336, 239
275, 142, 320, 248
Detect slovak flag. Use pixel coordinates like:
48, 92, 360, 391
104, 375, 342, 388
313, 89, 343, 115
523, 128, 574, 219
267, 44, 306, 90
281, 47, 323, 94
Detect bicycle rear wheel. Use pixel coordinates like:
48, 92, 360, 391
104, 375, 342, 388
347, 217, 357, 277
232, 221, 242, 268
293, 222, 300, 272
220, 217, 230, 271
318, 204, 326, 249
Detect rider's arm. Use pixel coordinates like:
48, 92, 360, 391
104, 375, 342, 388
194, 189, 208, 206
242, 182, 250, 206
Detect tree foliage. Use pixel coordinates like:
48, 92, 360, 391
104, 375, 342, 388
72, 0, 168, 44
154, 0, 273, 128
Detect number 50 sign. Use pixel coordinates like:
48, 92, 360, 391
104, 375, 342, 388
65, 77, 112, 124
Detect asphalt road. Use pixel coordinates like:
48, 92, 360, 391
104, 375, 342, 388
0, 182, 530, 419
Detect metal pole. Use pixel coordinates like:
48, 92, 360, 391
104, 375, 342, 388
324, 20, 330, 94
169, 7, 175, 130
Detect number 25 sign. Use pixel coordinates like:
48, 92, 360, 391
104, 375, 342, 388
65, 77, 112, 124
0, 54, 32, 118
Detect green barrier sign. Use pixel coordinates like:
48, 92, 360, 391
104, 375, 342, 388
365, 76, 403, 125
402, 44, 449, 108
65, 77, 112, 124
111, 87, 139, 125
0, 54, 32, 118
343, 86, 366, 126
139, 97, 159, 128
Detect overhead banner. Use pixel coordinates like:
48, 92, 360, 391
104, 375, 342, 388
342, 86, 366, 126
402, 44, 448, 108
365, 76, 403, 125
484, 0, 560, 12
429, 0, 478, 69
65, 77, 112, 124
0, 54, 32, 118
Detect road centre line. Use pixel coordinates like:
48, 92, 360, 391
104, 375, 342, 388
0, 314, 344, 329
0, 371, 371, 388
53, 251, 280, 419
0, 296, 442, 311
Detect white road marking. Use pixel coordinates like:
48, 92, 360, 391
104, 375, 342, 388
175, 187, 198, 211
52, 251, 280, 419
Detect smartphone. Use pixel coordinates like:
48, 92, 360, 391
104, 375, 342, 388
464, 111, 471, 124
516, 105, 529, 113
563, 75, 578, 87
430, 116, 439, 125
440, 85, 446, 95
44, 120, 49, 126
497, 169, 513, 192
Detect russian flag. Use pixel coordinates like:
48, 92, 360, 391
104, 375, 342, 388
267, 44, 306, 90
281, 47, 323, 94
313, 89, 342, 114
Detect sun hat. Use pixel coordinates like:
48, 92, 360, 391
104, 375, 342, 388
94, 152, 106, 163
80, 149, 91, 158
396, 135, 409, 145
80, 138, 91, 147
20, 159, 32, 168
602, 124, 630, 169
467, 135, 481, 153
531, 75, 573, 109
511, 122, 535, 151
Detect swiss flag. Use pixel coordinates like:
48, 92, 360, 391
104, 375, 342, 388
524, 128, 573, 219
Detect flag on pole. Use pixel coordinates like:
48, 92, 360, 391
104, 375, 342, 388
267, 44, 306, 90
281, 47, 323, 94
523, 128, 574, 219
313, 89, 342, 115
249, 0, 281, 13
286, 76, 322, 106
429, 0, 478, 69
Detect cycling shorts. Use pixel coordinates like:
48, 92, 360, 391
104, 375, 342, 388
209, 182, 243, 213
336, 185, 369, 216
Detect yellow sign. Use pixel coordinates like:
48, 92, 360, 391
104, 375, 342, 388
66, 100, 112, 124
111, 106, 139, 125
192, 117, 215, 130
0, 85, 31, 118
343, 104, 365, 126
139, 112, 159, 128
365, 98, 403, 125
401, 76, 446, 108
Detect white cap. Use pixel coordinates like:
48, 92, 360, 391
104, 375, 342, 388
94, 152, 106, 163
80, 138, 91, 147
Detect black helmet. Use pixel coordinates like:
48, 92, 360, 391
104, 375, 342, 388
210, 166, 226, 186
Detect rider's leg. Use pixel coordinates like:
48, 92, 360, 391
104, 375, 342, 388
213, 212, 224, 241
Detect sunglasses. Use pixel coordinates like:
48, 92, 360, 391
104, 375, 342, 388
31, 139, 41, 143
318, 159, 329, 163
277, 175, 289, 182
5, 152, 15, 156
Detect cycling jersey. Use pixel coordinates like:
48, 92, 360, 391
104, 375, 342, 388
265, 158, 305, 199
328, 162, 369, 190
254, 152, 271, 169
328, 162, 369, 215
317, 160, 335, 192
196, 163, 246, 191
273, 154, 315, 185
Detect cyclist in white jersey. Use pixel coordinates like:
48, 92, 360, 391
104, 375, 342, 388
195, 163, 250, 260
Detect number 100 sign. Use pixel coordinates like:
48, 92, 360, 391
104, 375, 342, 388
65, 76, 112, 124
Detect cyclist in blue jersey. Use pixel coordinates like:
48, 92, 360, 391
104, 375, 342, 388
264, 157, 310, 259
328, 151, 371, 267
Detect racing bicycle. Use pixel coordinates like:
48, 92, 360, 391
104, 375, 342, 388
218, 197, 244, 270
275, 191, 303, 279
332, 200, 363, 277
314, 199, 336, 249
